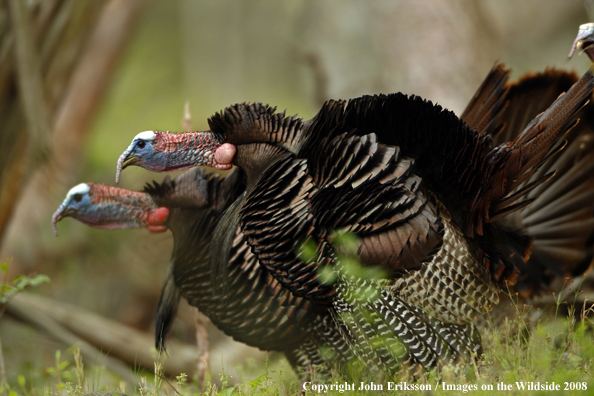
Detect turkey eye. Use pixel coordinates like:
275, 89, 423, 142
137, 140, 146, 149
73, 194, 82, 202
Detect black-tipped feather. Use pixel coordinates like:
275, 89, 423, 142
461, 63, 511, 138
155, 264, 181, 352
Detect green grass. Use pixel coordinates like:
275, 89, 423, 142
2, 292, 594, 396
3, 249, 594, 396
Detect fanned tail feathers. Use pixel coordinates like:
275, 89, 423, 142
465, 66, 594, 293
495, 70, 594, 295
461, 63, 510, 138
468, 67, 594, 237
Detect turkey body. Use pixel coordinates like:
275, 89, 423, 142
115, 64, 594, 379
151, 168, 480, 379
230, 101, 498, 377
147, 167, 354, 378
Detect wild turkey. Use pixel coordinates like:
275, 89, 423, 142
113, 38, 594, 377
53, 167, 354, 379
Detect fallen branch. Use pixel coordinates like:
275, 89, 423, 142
5, 293, 198, 379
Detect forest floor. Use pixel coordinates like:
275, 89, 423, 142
3, 284, 594, 396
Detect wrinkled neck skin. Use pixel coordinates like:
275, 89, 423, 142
86, 184, 159, 229
233, 143, 292, 190
116, 132, 228, 183
155, 132, 225, 170
55, 184, 160, 232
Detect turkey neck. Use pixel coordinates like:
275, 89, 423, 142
232, 143, 293, 191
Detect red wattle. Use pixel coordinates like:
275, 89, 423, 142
148, 207, 170, 226
148, 225, 168, 233
214, 143, 236, 168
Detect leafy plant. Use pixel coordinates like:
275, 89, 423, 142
0, 259, 51, 396
0, 260, 50, 308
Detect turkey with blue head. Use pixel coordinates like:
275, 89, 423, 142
53, 167, 355, 380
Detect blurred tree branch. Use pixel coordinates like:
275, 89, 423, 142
7, 0, 51, 158
0, 0, 149, 385
0, 0, 147, 245
51, 0, 147, 177
6, 292, 199, 380
5, 293, 136, 383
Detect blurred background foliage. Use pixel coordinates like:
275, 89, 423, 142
1, 0, 593, 389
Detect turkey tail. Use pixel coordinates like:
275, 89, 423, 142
461, 63, 510, 138
467, 66, 594, 238
491, 70, 581, 145
490, 70, 594, 296
155, 264, 182, 351
308, 314, 355, 377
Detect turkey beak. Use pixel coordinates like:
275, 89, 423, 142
52, 205, 75, 236
569, 23, 594, 61
122, 155, 140, 169
116, 152, 140, 183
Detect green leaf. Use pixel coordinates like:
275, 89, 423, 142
0, 284, 16, 294
317, 266, 337, 285
0, 285, 18, 304
219, 387, 236, 396
248, 374, 266, 388
12, 275, 24, 287
298, 238, 319, 262
14, 274, 50, 291
332, 231, 359, 253
175, 373, 188, 386
29, 274, 51, 287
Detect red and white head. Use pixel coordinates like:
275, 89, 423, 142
52, 183, 170, 236
115, 130, 235, 183
114, 103, 306, 183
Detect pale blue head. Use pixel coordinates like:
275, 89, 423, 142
52, 183, 92, 236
